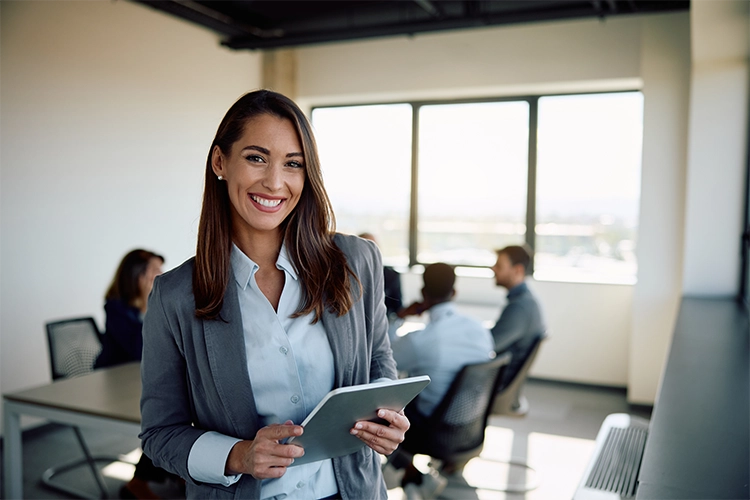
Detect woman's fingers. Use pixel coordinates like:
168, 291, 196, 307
350, 409, 410, 455
241, 424, 306, 479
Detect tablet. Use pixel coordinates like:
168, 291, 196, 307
287, 375, 430, 466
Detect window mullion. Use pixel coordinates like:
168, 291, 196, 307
526, 97, 539, 272
409, 104, 420, 267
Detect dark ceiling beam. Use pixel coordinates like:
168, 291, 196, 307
223, 3, 623, 50
132, 0, 284, 38
463, 0, 480, 17
132, 0, 690, 51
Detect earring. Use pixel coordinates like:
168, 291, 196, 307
217, 175, 224, 181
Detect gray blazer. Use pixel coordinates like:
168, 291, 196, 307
140, 234, 397, 499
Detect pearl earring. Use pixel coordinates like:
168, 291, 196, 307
217, 175, 224, 181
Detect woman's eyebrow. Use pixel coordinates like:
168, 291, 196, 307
241, 145, 270, 154
240, 145, 302, 158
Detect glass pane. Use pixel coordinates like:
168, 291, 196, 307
417, 101, 529, 267
535, 92, 643, 284
312, 104, 412, 267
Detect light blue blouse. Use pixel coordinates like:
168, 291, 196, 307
186, 244, 338, 499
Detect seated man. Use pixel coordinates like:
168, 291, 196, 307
391, 262, 495, 498
490, 245, 547, 398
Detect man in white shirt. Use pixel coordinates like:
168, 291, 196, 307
390, 262, 494, 499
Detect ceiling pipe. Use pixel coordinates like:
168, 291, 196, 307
413, 0, 441, 18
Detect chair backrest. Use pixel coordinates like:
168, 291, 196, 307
415, 352, 512, 459
492, 334, 547, 415
46, 317, 102, 380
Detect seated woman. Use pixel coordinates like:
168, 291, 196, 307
94, 249, 174, 499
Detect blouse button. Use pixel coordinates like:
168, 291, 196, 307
290, 394, 300, 404
279, 346, 288, 355
296, 481, 305, 489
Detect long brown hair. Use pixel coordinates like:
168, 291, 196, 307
194, 89, 359, 321
106, 249, 164, 307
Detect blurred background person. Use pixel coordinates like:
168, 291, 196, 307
95, 249, 163, 369
94, 249, 175, 500
390, 262, 494, 499
490, 245, 547, 407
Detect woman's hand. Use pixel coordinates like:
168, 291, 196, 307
225, 421, 305, 479
350, 408, 410, 455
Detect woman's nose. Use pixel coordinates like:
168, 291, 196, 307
262, 164, 283, 191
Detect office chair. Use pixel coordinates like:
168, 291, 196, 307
389, 352, 538, 493
43, 316, 122, 499
492, 333, 548, 416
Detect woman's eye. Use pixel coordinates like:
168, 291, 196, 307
245, 154, 265, 163
287, 161, 304, 169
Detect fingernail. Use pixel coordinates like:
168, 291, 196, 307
378, 410, 385, 417
290, 459, 294, 464
350, 429, 358, 435
355, 423, 363, 429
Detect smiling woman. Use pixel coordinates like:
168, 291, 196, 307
138, 89, 407, 500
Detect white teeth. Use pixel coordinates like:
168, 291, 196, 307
251, 195, 282, 207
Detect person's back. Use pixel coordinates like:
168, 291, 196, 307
392, 263, 494, 417
393, 301, 494, 416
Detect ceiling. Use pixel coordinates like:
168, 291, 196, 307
132, 0, 690, 50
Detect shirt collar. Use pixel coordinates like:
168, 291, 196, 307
428, 301, 455, 323
231, 242, 298, 289
507, 281, 529, 299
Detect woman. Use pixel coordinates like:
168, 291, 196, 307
95, 249, 163, 369
139, 90, 408, 499
94, 249, 174, 499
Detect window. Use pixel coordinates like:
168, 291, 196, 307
312, 91, 643, 284
312, 104, 412, 267
417, 102, 529, 267
535, 93, 643, 284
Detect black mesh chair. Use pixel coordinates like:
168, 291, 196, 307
43, 316, 121, 499
390, 352, 538, 493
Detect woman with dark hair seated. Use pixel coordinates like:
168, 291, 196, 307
95, 249, 176, 499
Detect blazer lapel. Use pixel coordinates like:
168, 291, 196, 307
322, 307, 355, 389
203, 281, 259, 439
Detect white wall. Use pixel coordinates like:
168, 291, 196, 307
0, 0, 261, 429
628, 14, 691, 404
296, 16, 643, 106
682, 0, 750, 296
295, 14, 691, 400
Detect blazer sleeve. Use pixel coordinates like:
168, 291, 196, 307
139, 275, 205, 483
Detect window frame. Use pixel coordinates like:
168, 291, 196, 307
311, 89, 641, 278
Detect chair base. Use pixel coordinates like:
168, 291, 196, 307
41, 454, 129, 500
432, 456, 540, 494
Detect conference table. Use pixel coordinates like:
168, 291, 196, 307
3, 362, 142, 499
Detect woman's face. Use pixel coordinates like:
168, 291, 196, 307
212, 114, 306, 239
139, 257, 163, 299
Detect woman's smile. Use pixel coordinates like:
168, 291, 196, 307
249, 193, 284, 210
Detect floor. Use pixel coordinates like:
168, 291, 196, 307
2, 378, 651, 500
